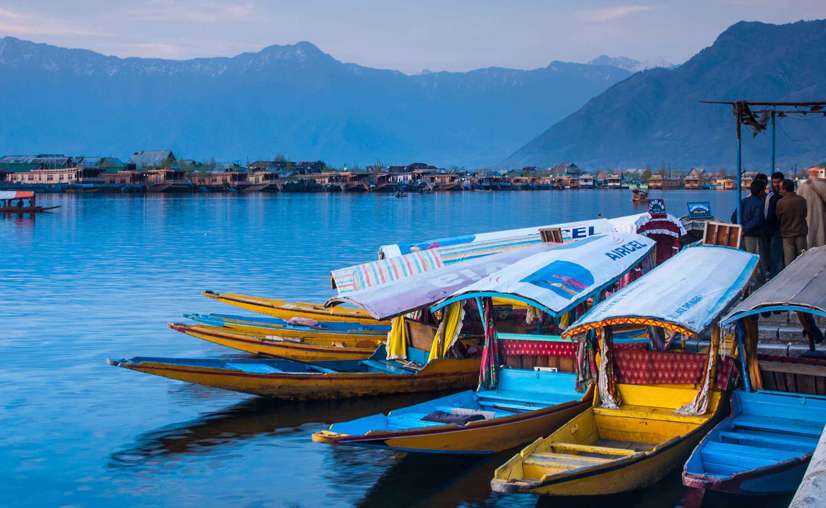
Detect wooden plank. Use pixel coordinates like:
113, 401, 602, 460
761, 361, 826, 378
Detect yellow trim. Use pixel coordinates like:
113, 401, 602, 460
563, 318, 695, 339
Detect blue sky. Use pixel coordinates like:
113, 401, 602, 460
1, 0, 825, 73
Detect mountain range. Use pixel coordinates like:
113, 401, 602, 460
507, 20, 826, 170
0, 37, 630, 167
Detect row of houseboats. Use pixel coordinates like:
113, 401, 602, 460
108, 207, 826, 503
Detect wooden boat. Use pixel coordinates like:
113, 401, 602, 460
312, 233, 657, 454
631, 187, 649, 204
109, 346, 480, 400
184, 312, 389, 340
169, 323, 382, 361
0, 190, 59, 213
683, 245, 826, 499
202, 291, 389, 325
491, 244, 759, 496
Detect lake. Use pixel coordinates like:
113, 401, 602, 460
0, 190, 791, 507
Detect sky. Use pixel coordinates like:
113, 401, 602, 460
0, 0, 825, 73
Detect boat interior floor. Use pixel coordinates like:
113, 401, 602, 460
700, 414, 821, 477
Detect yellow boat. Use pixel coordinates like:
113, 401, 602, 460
203, 291, 389, 325
184, 312, 388, 340
109, 348, 480, 400
169, 323, 382, 361
491, 244, 759, 496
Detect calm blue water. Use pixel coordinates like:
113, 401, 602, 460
0, 191, 790, 507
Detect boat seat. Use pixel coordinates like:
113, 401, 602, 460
720, 430, 818, 452
524, 452, 612, 468
477, 390, 573, 409
733, 415, 823, 438
701, 440, 802, 470
550, 442, 636, 457
593, 404, 709, 424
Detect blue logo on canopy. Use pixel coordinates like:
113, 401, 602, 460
521, 260, 595, 299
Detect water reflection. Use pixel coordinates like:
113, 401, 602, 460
110, 392, 443, 469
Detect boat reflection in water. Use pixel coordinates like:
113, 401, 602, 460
109, 392, 443, 468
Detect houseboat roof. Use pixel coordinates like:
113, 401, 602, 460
722, 245, 826, 324
563, 245, 758, 338
432, 233, 655, 318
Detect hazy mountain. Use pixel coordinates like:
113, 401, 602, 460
0, 37, 630, 167
506, 20, 826, 170
588, 55, 673, 73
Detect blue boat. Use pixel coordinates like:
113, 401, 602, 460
683, 245, 826, 499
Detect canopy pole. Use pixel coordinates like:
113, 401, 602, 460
474, 297, 486, 334
735, 321, 751, 392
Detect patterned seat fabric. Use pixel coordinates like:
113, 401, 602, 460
615, 349, 734, 389
499, 340, 577, 358
499, 340, 647, 358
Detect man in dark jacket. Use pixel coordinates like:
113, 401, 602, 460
738, 179, 767, 282
776, 179, 808, 265
764, 172, 784, 276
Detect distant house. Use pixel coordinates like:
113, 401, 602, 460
0, 154, 73, 172
684, 168, 706, 190
74, 156, 126, 173
130, 150, 176, 170
606, 173, 623, 189
806, 165, 826, 179
294, 161, 326, 174
578, 173, 595, 188
549, 162, 583, 179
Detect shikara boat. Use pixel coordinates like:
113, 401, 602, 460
202, 291, 389, 325
313, 233, 657, 453
168, 323, 382, 361
184, 313, 388, 340
109, 346, 480, 400
683, 245, 826, 499
491, 244, 759, 496
0, 190, 59, 213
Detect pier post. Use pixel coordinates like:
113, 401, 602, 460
735, 102, 743, 225
770, 111, 776, 173
790, 424, 826, 507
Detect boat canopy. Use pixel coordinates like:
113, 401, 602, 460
376, 216, 632, 259
431, 233, 656, 318
563, 245, 758, 338
721, 245, 826, 325
327, 244, 550, 320
0, 191, 34, 200
337, 214, 651, 295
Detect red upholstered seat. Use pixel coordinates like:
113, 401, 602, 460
615, 349, 734, 389
499, 340, 577, 358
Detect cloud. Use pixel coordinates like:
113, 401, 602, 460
128, 0, 258, 24
581, 4, 653, 23
0, 7, 112, 37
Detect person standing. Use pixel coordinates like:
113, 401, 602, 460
763, 172, 784, 276
798, 167, 826, 248
738, 179, 768, 282
775, 179, 808, 266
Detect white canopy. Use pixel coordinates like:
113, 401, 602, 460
564, 245, 758, 337
431, 233, 656, 318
